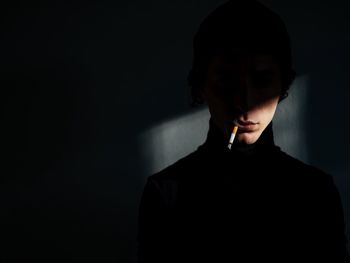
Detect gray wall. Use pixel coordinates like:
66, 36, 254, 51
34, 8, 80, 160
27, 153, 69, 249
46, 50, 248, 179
2, 0, 349, 262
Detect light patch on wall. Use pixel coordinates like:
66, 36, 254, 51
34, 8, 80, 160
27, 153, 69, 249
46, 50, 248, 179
273, 75, 309, 163
139, 75, 309, 176
138, 108, 210, 176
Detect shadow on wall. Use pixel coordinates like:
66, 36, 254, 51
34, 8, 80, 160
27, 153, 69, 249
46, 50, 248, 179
2, 1, 229, 262
139, 75, 310, 176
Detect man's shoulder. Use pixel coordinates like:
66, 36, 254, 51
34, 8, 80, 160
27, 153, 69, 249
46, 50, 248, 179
277, 150, 333, 185
149, 148, 203, 183
143, 149, 204, 206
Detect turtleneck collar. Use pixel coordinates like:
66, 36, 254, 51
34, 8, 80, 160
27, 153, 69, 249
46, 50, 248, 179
199, 118, 277, 157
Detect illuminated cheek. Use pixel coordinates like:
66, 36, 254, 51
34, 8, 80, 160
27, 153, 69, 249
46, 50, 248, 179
265, 99, 279, 118
253, 97, 279, 121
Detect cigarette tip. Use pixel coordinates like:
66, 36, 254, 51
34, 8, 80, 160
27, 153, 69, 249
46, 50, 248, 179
233, 125, 238, 134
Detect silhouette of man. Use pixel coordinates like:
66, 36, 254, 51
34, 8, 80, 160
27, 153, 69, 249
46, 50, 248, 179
138, 1, 350, 262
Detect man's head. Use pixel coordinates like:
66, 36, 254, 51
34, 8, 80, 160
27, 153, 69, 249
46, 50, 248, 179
188, 0, 295, 144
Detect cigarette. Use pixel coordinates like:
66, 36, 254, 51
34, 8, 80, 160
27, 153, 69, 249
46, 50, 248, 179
227, 125, 238, 150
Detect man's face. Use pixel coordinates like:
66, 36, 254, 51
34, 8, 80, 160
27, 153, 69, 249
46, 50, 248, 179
201, 53, 283, 145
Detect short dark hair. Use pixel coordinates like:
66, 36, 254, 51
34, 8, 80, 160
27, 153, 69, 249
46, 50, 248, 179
188, 0, 296, 106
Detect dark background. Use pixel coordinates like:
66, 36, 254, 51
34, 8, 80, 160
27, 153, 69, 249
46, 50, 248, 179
2, 0, 350, 262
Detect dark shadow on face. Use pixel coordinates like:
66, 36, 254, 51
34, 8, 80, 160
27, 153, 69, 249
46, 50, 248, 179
201, 53, 284, 144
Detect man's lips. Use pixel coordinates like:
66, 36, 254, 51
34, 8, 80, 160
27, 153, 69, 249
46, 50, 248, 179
229, 119, 259, 132
237, 124, 257, 132
236, 119, 258, 126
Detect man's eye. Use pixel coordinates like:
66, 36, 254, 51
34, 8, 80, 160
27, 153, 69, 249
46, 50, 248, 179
214, 74, 237, 86
214, 76, 235, 93
253, 71, 274, 87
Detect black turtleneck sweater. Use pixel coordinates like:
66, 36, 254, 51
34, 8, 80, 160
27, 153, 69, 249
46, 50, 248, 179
137, 120, 349, 262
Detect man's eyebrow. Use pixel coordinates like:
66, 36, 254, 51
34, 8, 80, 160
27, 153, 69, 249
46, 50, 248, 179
254, 68, 274, 72
253, 66, 276, 73
212, 68, 234, 75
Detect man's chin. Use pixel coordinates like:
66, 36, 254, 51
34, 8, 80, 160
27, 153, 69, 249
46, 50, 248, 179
236, 132, 259, 145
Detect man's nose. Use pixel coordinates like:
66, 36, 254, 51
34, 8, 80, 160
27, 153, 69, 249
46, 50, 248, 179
232, 76, 252, 112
